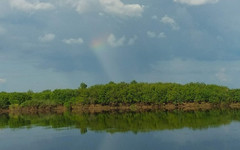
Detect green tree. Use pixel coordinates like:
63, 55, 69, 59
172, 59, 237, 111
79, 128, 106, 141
79, 82, 87, 89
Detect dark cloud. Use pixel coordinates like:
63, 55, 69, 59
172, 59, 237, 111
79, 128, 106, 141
1, 0, 240, 91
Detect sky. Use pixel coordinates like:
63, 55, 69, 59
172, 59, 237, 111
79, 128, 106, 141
1, 0, 240, 92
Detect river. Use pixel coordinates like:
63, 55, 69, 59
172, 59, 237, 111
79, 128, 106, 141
0, 109, 239, 150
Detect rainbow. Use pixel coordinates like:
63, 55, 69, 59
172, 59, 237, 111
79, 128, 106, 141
90, 35, 108, 51
89, 34, 117, 80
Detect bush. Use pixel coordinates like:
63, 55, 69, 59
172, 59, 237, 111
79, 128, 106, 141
21, 99, 60, 108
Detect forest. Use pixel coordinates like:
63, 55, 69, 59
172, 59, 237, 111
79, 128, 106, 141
1, 81, 240, 109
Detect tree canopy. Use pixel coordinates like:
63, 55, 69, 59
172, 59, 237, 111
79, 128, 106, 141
0, 82, 240, 109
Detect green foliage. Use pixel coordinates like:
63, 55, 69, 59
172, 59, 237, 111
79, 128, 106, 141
9, 92, 32, 104
79, 82, 87, 89
32, 90, 52, 100
51, 89, 78, 103
130, 80, 137, 84
0, 92, 10, 108
9, 104, 20, 110
63, 98, 78, 110
21, 99, 60, 108
0, 82, 240, 109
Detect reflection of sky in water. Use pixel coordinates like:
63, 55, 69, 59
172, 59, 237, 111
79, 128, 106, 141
1, 122, 240, 150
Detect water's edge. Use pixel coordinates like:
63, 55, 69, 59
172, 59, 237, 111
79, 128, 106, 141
1, 102, 240, 114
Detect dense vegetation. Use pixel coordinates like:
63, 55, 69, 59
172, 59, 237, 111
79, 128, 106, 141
0, 110, 240, 133
1, 81, 240, 109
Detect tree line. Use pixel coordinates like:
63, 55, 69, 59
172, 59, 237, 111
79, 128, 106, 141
1, 81, 240, 108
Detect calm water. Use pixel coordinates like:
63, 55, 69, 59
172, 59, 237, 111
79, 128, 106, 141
1, 110, 240, 150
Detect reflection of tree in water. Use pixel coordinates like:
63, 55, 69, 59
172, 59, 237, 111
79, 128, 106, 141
0, 110, 240, 134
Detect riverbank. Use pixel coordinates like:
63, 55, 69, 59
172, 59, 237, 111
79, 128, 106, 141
1, 102, 240, 114
2, 82, 240, 110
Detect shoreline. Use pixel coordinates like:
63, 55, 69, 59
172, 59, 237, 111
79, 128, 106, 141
1, 102, 240, 114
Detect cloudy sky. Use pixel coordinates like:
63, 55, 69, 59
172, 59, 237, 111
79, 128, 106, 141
0, 0, 240, 92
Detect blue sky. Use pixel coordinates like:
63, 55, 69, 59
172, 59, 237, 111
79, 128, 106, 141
0, 0, 240, 92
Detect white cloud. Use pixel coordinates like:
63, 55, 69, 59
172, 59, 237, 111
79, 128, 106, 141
74, 1, 90, 14
66, 0, 94, 14
39, 33, 55, 42
174, 0, 219, 5
215, 68, 228, 82
0, 78, 6, 84
100, 0, 144, 17
147, 31, 156, 38
158, 32, 166, 38
128, 35, 138, 45
152, 15, 158, 20
161, 15, 179, 30
66, 0, 143, 17
9, 0, 54, 12
147, 31, 166, 38
107, 33, 125, 47
63, 38, 84, 45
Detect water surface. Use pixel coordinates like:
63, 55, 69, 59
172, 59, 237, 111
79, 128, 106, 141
0, 110, 240, 150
